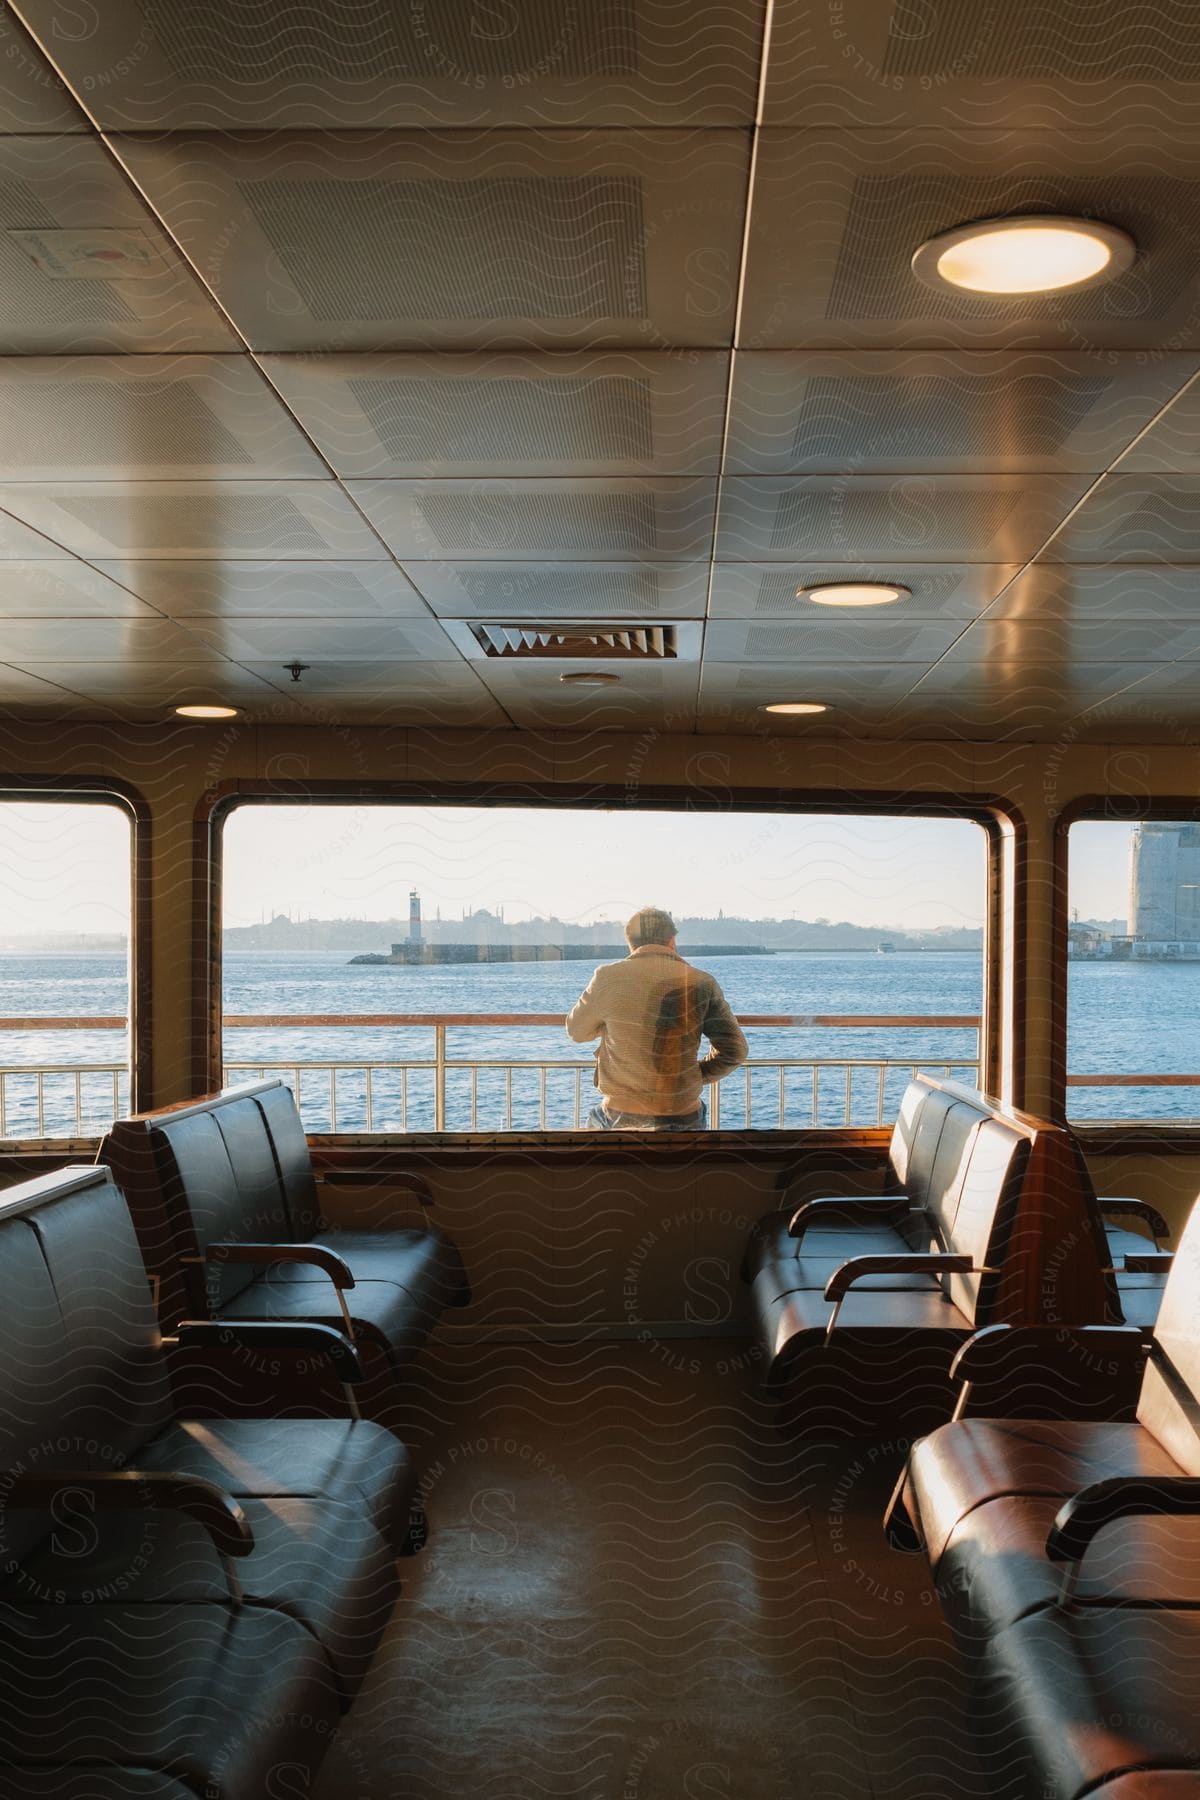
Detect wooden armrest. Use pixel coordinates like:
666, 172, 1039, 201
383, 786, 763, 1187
946, 1323, 1151, 1421
318, 1171, 435, 1207
205, 1242, 355, 1289
1100, 1198, 1170, 1243
788, 1195, 912, 1242
1047, 1476, 1200, 1601
0, 1470, 252, 1597
822, 1253, 974, 1338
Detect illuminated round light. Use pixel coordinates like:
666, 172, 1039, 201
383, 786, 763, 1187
559, 671, 620, 685
911, 215, 1135, 296
760, 702, 829, 715
798, 581, 910, 608
175, 704, 240, 719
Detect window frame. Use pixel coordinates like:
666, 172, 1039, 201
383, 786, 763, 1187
0, 778, 150, 1137
199, 779, 1020, 1138
1055, 795, 1200, 1147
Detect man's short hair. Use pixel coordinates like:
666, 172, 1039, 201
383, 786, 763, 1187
625, 906, 676, 948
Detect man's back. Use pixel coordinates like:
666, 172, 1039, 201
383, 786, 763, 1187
566, 941, 748, 1119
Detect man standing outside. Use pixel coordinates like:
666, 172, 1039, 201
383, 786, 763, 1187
566, 907, 749, 1130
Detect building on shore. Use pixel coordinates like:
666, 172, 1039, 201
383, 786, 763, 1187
1126, 822, 1200, 958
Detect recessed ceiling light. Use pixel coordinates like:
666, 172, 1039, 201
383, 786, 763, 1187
911, 215, 1135, 296
559, 671, 621, 685
760, 702, 829, 715
175, 704, 240, 720
798, 581, 911, 608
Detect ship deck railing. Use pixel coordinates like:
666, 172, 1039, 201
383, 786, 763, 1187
1, 1011, 984, 1136
4, 1009, 1200, 1136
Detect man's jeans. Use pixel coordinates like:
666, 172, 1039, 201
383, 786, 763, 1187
586, 1101, 708, 1131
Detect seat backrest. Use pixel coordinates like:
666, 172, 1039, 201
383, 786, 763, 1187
151, 1096, 294, 1310
0, 1166, 171, 1560
915, 1098, 984, 1239
885, 1079, 930, 1195
254, 1081, 322, 1238
938, 1114, 1031, 1324
1139, 1196, 1200, 1473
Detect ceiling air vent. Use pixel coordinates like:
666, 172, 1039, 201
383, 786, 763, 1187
447, 620, 701, 662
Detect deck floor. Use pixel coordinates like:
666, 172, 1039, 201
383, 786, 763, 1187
314, 1340, 988, 1799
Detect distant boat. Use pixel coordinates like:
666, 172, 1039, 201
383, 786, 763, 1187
878, 941, 896, 953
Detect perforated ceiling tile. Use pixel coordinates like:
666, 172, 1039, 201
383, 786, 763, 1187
264, 353, 728, 476
1119, 377, 1200, 472
741, 129, 1200, 352
715, 475, 1091, 562
238, 661, 510, 725
183, 615, 465, 663
0, 506, 70, 558
113, 130, 748, 351
91, 559, 428, 618
0, 136, 235, 353
401, 561, 708, 618
0, 661, 92, 705
0, 356, 324, 479
935, 616, 1200, 665
1045, 476, 1200, 562
990, 564, 1200, 621
350, 478, 717, 560
0, 560, 154, 617
764, 0, 1200, 131
907, 653, 1144, 692
1, 659, 280, 705
702, 618, 963, 662
708, 563, 1019, 619
726, 353, 1200, 475
0, 615, 219, 661
0, 482, 388, 559
19, 1, 762, 127
722, 663, 914, 698
0, 10, 85, 132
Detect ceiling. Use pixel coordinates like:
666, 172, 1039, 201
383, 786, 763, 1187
0, 0, 1197, 739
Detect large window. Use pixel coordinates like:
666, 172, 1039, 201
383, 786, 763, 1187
221, 803, 986, 1133
0, 800, 132, 1141
1068, 818, 1200, 1123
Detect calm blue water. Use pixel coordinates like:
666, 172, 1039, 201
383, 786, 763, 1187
0, 950, 1194, 1134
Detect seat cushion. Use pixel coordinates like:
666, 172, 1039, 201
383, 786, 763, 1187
981, 1606, 1200, 1800
215, 1274, 428, 1367
1105, 1222, 1161, 1259
137, 1416, 414, 1549
755, 1283, 974, 1435
0, 1603, 339, 1800
938, 1492, 1200, 1641
743, 1208, 912, 1280
752, 1253, 943, 1305
2, 1495, 399, 1700
757, 1282, 969, 1366
907, 1417, 1184, 1567
1116, 1273, 1169, 1328
311, 1225, 467, 1315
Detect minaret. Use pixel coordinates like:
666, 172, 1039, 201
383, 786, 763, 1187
409, 887, 424, 947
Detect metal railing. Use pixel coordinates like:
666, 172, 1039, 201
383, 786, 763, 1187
0, 1010, 980, 1137
0, 1065, 128, 1139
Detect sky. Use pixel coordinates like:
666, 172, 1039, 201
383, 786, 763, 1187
0, 802, 1140, 937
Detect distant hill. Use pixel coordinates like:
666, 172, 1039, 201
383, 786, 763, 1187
217, 911, 983, 954
0, 911, 986, 955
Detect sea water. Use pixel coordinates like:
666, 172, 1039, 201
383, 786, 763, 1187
0, 950, 1194, 1134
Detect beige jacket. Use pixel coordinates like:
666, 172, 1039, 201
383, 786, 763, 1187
565, 944, 749, 1115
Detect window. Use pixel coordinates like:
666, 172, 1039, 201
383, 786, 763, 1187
1067, 817, 1200, 1122
0, 800, 132, 1141
220, 803, 986, 1133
